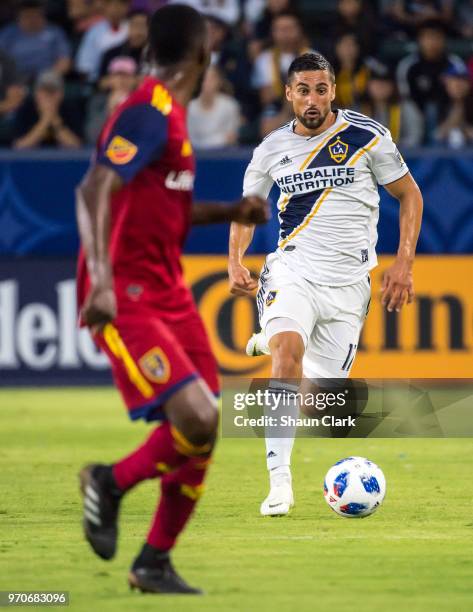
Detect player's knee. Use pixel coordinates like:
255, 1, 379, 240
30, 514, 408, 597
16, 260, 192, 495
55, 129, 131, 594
272, 352, 301, 378
193, 400, 219, 445
269, 333, 304, 378
180, 399, 219, 448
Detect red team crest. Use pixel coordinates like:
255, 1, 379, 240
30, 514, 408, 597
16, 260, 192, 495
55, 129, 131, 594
139, 347, 171, 383
105, 135, 138, 165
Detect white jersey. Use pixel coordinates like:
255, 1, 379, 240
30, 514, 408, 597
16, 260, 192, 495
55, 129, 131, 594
243, 109, 409, 286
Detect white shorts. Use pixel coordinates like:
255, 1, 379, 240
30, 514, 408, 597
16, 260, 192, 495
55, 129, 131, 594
256, 252, 371, 378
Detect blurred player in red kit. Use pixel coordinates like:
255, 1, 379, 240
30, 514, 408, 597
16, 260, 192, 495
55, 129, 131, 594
76, 4, 268, 595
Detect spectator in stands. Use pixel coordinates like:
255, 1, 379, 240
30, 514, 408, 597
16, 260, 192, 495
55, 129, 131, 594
168, 0, 240, 27
188, 64, 241, 148
0, 51, 26, 145
252, 0, 299, 48
361, 60, 424, 147
13, 70, 82, 148
75, 0, 130, 82
455, 0, 473, 39
206, 15, 259, 128
435, 63, 473, 147
396, 20, 466, 142
242, 0, 270, 31
66, 0, 105, 53
0, 1, 16, 29
253, 11, 311, 108
86, 55, 137, 143
333, 32, 369, 109
329, 0, 377, 55
382, 0, 454, 36
0, 0, 71, 83
99, 9, 148, 79
254, 11, 312, 136
206, 14, 231, 66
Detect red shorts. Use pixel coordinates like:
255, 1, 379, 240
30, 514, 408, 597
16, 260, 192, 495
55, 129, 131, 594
94, 306, 219, 422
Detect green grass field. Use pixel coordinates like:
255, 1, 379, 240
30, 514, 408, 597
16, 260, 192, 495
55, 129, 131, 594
1, 388, 473, 611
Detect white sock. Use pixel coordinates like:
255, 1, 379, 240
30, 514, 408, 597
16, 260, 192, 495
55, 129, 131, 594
264, 380, 299, 473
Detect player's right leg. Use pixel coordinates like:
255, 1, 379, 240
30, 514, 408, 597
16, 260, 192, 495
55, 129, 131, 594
79, 312, 219, 594
256, 254, 316, 516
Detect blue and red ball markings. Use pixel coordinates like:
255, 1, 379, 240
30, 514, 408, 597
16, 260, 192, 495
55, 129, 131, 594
360, 475, 380, 494
333, 470, 349, 497
339, 502, 368, 516
323, 480, 328, 496
334, 457, 355, 465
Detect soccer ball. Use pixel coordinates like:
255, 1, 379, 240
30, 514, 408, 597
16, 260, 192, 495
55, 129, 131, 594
323, 456, 386, 518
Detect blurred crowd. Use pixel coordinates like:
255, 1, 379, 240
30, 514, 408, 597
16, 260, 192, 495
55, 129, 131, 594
0, 0, 472, 150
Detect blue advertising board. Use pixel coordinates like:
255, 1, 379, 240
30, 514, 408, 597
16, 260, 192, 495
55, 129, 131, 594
0, 148, 473, 256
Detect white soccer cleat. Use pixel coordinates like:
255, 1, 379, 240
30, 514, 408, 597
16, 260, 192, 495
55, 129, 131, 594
246, 331, 270, 356
260, 473, 294, 517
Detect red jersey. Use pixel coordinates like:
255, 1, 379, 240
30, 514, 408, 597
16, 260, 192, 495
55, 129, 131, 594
77, 76, 196, 319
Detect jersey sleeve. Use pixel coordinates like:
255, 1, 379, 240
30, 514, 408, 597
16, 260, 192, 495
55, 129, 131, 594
368, 130, 409, 186
97, 103, 168, 183
242, 144, 273, 199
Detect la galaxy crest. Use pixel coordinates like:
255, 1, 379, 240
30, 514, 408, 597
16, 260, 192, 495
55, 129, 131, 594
139, 347, 170, 383
329, 137, 348, 163
266, 290, 278, 307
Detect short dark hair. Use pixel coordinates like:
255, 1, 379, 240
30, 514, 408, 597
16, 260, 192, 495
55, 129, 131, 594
18, 0, 45, 11
149, 4, 206, 66
287, 52, 335, 83
272, 10, 302, 23
417, 18, 446, 36
129, 9, 149, 20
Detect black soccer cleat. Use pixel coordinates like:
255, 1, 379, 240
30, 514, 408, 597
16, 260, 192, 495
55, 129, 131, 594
78, 463, 122, 561
128, 546, 202, 595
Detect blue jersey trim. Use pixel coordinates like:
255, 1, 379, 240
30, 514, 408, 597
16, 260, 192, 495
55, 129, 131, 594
342, 110, 388, 136
128, 373, 199, 422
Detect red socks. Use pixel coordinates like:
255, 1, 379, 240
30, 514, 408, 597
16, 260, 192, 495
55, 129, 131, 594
147, 455, 210, 550
113, 421, 187, 490
112, 421, 212, 552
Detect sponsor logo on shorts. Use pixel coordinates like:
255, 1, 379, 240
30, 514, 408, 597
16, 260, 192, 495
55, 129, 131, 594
105, 136, 138, 165
361, 249, 369, 263
265, 290, 278, 307
328, 137, 348, 163
139, 347, 170, 383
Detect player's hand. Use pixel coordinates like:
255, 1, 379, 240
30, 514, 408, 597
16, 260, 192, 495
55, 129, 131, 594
232, 196, 270, 225
82, 286, 117, 331
381, 257, 414, 313
229, 262, 258, 296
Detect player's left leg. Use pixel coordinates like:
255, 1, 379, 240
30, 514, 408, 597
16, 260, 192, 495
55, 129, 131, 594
256, 254, 317, 516
125, 379, 218, 594
79, 313, 218, 594
302, 275, 371, 382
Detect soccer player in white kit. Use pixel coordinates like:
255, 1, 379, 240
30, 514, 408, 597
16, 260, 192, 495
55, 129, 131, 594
228, 53, 423, 516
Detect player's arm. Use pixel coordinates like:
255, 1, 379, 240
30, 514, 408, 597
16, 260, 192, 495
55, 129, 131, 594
76, 164, 123, 328
228, 143, 273, 295
191, 197, 269, 226
77, 103, 168, 328
228, 221, 258, 295
381, 172, 423, 312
